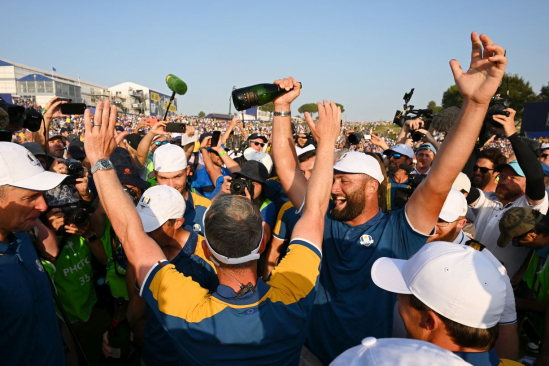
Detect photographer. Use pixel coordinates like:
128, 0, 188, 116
193, 135, 236, 199
383, 144, 415, 211
469, 107, 549, 279
395, 118, 440, 151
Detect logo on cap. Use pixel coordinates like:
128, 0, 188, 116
27, 152, 40, 166
193, 223, 202, 233
359, 235, 374, 247
140, 196, 151, 208
124, 168, 131, 175
337, 153, 348, 163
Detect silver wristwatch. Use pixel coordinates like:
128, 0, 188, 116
91, 159, 114, 174
273, 111, 291, 117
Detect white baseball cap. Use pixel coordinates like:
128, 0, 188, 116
384, 143, 414, 158
137, 185, 186, 233
153, 144, 187, 173
333, 151, 384, 184
439, 188, 468, 222
452, 172, 471, 194
541, 143, 549, 150
371, 242, 506, 328
330, 337, 472, 366
243, 148, 273, 174
0, 142, 67, 191
295, 144, 316, 157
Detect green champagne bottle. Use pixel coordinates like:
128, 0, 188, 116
107, 297, 132, 359
232, 82, 302, 111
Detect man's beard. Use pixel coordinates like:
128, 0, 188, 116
332, 186, 367, 222
495, 185, 522, 202
472, 173, 491, 189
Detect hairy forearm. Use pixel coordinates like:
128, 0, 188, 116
136, 133, 154, 167
220, 154, 240, 174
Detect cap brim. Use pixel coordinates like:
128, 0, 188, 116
497, 233, 512, 248
495, 163, 524, 177
138, 213, 163, 233
10, 171, 68, 192
371, 257, 411, 294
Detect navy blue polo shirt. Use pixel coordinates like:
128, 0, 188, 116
183, 189, 211, 236
305, 206, 429, 364
266, 177, 290, 214
454, 349, 500, 366
0, 232, 65, 365
141, 231, 219, 366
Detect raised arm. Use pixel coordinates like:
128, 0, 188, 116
84, 99, 166, 286
221, 116, 239, 145
406, 32, 507, 234
291, 100, 341, 249
34, 97, 67, 151
135, 121, 167, 168
271, 77, 307, 208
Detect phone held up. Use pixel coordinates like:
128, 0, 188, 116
60, 103, 87, 115
165, 123, 186, 133
210, 131, 221, 147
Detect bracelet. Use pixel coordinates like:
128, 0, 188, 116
219, 151, 227, 157
273, 111, 291, 117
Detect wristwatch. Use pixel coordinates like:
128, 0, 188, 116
86, 232, 98, 243
273, 111, 291, 117
91, 159, 114, 174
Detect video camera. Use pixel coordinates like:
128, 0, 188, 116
63, 159, 85, 185
393, 163, 427, 209
230, 176, 255, 198
393, 88, 434, 142
47, 201, 91, 228
485, 93, 510, 127
0, 96, 43, 133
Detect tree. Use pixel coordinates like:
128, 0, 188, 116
198, 111, 205, 118
441, 73, 538, 120
335, 103, 345, 113
427, 100, 442, 114
539, 82, 549, 101
259, 102, 274, 113
298, 103, 318, 115
441, 85, 463, 110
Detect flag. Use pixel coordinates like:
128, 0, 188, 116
52, 67, 56, 72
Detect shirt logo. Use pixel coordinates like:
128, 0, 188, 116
359, 235, 374, 247
35, 259, 44, 272
27, 152, 41, 166
139, 196, 151, 208
193, 223, 202, 233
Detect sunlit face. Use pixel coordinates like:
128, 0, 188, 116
297, 134, 308, 147
416, 150, 434, 170
209, 151, 223, 167
387, 154, 410, 174
427, 217, 465, 243
299, 156, 316, 181
331, 173, 369, 222
150, 136, 168, 153
472, 158, 495, 189
155, 169, 187, 195
0, 186, 48, 233
539, 149, 549, 165
495, 167, 526, 203
48, 138, 65, 158
250, 139, 265, 152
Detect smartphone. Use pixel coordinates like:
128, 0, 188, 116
364, 134, 372, 140
60, 103, 86, 115
57, 98, 72, 103
165, 123, 186, 133
211, 131, 221, 147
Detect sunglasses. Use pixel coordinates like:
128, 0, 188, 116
154, 141, 169, 146
473, 165, 494, 174
435, 219, 452, 228
542, 154, 549, 158
251, 141, 266, 147
387, 153, 402, 160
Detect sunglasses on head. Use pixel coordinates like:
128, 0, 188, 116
473, 165, 494, 174
251, 141, 266, 147
154, 141, 169, 146
387, 153, 402, 159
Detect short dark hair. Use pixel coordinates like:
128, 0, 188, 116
298, 150, 316, 163
205, 194, 263, 266
409, 294, 498, 351
533, 211, 549, 237
478, 148, 506, 167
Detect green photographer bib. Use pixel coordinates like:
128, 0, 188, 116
42, 234, 97, 323
101, 218, 129, 300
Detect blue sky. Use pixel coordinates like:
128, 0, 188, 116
3, 0, 548, 121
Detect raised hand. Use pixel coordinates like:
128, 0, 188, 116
273, 77, 301, 108
44, 96, 68, 120
150, 121, 167, 136
305, 100, 341, 146
450, 32, 507, 105
84, 99, 128, 165
492, 108, 517, 137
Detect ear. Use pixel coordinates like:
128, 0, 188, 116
186, 165, 191, 175
524, 232, 537, 243
365, 178, 379, 198
258, 223, 268, 255
201, 239, 213, 261
173, 217, 185, 230
456, 218, 467, 231
420, 309, 441, 332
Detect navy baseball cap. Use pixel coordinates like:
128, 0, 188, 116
115, 164, 151, 190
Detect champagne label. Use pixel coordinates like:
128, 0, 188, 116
240, 91, 259, 109
111, 347, 122, 359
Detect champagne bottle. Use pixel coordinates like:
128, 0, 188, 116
107, 297, 132, 359
232, 82, 302, 111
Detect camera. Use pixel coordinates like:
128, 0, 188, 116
485, 94, 510, 127
0, 97, 43, 132
63, 159, 85, 185
393, 89, 435, 142
50, 202, 91, 227
230, 176, 255, 198
393, 164, 427, 209
123, 186, 139, 205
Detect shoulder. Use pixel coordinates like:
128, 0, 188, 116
191, 191, 212, 208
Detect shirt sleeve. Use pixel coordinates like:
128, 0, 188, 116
266, 239, 321, 304
261, 201, 277, 230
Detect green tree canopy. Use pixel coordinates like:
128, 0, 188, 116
539, 82, 549, 101
259, 102, 274, 113
198, 111, 205, 118
427, 100, 442, 114
441, 85, 463, 110
298, 103, 318, 115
